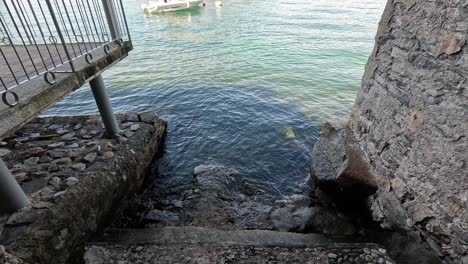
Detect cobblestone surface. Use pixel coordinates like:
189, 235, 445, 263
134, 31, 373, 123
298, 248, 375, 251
0, 113, 166, 264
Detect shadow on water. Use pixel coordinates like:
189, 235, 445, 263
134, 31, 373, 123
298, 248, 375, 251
47, 85, 321, 198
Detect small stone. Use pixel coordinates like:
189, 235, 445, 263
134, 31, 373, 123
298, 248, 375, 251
15, 137, 30, 143
365, 255, 373, 261
53, 191, 66, 198
378, 258, 384, 264
104, 142, 116, 151
17, 147, 46, 158
136, 246, 144, 252
328, 253, 338, 259
65, 177, 79, 187
0, 244, 5, 256
378, 248, 387, 254
49, 177, 62, 189
130, 124, 140, 131
173, 201, 183, 208
363, 248, 371, 254
48, 142, 65, 148
67, 143, 80, 148
51, 157, 72, 166
0, 141, 6, 147
126, 113, 140, 121
32, 201, 54, 209
0, 148, 11, 157
82, 135, 93, 139
386, 261, 392, 264
103, 151, 115, 160
124, 130, 135, 138
83, 152, 97, 163
48, 150, 68, 158
56, 129, 69, 135
73, 124, 83, 130
29, 133, 41, 139
38, 155, 53, 164
24, 157, 40, 166
71, 163, 87, 172
140, 112, 156, 123
90, 130, 100, 136
61, 132, 76, 140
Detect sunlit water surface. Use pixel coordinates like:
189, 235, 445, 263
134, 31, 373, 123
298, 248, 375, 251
47, 0, 386, 196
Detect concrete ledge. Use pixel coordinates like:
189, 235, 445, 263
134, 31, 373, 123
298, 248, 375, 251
0, 112, 166, 264
85, 227, 394, 264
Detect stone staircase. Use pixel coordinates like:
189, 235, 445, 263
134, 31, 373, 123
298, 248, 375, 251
84, 226, 394, 264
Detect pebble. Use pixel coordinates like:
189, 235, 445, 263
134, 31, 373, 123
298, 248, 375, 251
61, 132, 76, 140
14, 137, 30, 143
67, 143, 80, 148
52, 157, 72, 166
32, 201, 54, 209
82, 135, 93, 139
71, 163, 87, 172
38, 156, 52, 164
328, 253, 338, 259
48, 142, 65, 148
56, 129, 69, 135
83, 152, 97, 163
0, 148, 11, 157
103, 151, 115, 160
65, 177, 79, 187
363, 248, 371, 254
378, 248, 387, 254
49, 177, 62, 190
130, 124, 140, 131
0, 141, 7, 147
53, 191, 67, 198
73, 124, 83, 130
124, 130, 135, 138
0, 244, 5, 256
24, 156, 40, 166
136, 246, 144, 252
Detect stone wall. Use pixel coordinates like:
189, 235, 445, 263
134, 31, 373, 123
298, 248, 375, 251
348, 0, 468, 262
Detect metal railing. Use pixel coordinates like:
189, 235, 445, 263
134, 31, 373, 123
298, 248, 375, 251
0, 0, 131, 107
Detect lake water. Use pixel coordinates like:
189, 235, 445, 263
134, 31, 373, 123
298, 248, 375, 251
47, 0, 386, 197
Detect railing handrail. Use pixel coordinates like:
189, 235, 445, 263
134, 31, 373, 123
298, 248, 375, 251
0, 0, 131, 107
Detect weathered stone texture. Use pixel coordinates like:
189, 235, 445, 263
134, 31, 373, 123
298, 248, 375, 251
348, 1, 468, 262
0, 113, 166, 264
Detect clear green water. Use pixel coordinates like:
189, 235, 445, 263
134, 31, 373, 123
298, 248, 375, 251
48, 0, 385, 196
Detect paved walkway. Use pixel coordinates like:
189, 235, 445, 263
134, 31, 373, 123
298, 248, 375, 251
85, 226, 394, 264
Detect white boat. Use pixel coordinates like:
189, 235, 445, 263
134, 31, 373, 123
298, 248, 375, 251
142, 0, 204, 14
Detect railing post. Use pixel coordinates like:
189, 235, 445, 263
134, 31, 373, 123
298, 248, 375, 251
89, 74, 120, 137
0, 158, 30, 213
101, 0, 120, 40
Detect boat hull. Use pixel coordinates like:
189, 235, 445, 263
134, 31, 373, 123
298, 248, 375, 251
144, 0, 203, 14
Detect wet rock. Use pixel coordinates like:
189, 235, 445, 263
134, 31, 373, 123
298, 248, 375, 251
48, 150, 68, 159
61, 132, 76, 141
73, 124, 83, 130
123, 130, 135, 138
67, 143, 79, 148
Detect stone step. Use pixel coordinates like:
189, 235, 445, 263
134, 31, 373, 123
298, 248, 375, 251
84, 227, 394, 264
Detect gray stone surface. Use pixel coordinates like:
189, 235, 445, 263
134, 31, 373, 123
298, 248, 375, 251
0, 113, 166, 264
312, 118, 377, 197
84, 226, 394, 264
341, 1, 468, 263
